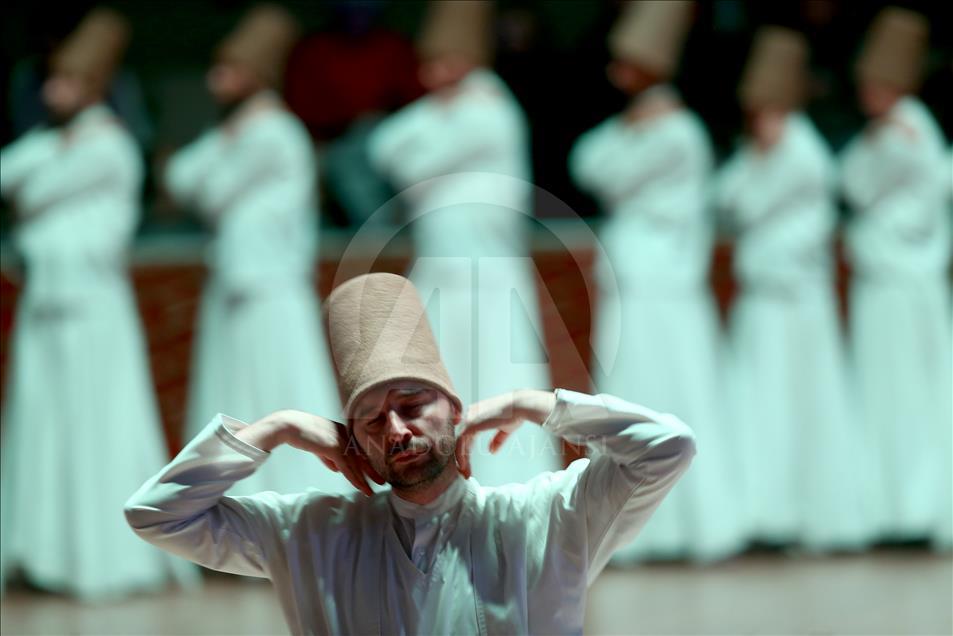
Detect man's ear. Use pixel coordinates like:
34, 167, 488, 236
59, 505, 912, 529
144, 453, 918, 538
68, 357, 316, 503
450, 400, 463, 426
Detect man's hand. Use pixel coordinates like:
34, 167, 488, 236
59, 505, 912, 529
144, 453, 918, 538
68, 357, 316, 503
454, 390, 557, 479
235, 410, 385, 497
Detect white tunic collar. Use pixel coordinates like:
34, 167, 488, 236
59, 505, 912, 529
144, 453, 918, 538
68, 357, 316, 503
635, 83, 681, 105
388, 475, 469, 521
69, 103, 113, 128
223, 90, 282, 134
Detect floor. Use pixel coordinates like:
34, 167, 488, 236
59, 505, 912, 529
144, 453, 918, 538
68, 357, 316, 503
1, 550, 950, 635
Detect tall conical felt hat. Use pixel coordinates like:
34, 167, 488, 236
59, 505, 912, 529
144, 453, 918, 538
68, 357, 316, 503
326, 273, 461, 418
609, 1, 694, 78
51, 8, 130, 93
417, 0, 494, 65
217, 3, 301, 86
856, 6, 928, 91
739, 27, 809, 111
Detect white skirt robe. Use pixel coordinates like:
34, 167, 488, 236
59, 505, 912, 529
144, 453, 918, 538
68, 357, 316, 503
597, 278, 746, 563
848, 277, 952, 540
728, 284, 873, 550
1, 277, 199, 599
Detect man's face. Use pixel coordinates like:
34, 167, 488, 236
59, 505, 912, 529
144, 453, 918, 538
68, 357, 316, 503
858, 80, 902, 118
350, 381, 459, 490
42, 71, 92, 121
419, 55, 475, 92
747, 107, 786, 149
206, 61, 259, 105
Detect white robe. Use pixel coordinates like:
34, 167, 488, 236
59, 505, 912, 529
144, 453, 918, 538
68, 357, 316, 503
0, 104, 198, 599
166, 92, 347, 497
938, 146, 953, 551
369, 69, 558, 485
569, 89, 745, 562
716, 113, 872, 550
840, 97, 952, 543
125, 389, 696, 634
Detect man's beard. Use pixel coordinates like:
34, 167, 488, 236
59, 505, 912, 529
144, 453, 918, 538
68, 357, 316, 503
387, 447, 450, 490
377, 421, 455, 491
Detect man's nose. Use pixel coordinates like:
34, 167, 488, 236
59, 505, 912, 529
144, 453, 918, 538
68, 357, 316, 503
385, 410, 412, 446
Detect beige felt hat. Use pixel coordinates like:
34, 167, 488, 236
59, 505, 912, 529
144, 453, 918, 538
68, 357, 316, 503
51, 7, 130, 94
417, 0, 494, 65
326, 273, 461, 419
739, 26, 809, 111
216, 3, 300, 86
856, 6, 929, 92
609, 0, 694, 78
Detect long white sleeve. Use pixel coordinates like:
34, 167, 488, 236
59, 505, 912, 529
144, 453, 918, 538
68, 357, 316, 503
369, 70, 526, 192
371, 97, 507, 188
368, 102, 426, 177
402, 105, 505, 183
0, 129, 57, 200
841, 97, 951, 277
124, 415, 294, 578
570, 117, 680, 198
855, 128, 937, 238
569, 116, 682, 202
740, 179, 833, 278
197, 125, 295, 215
570, 112, 710, 226
15, 129, 138, 218
716, 117, 840, 286
741, 203, 834, 283
6, 116, 142, 266
539, 389, 696, 583
2, 109, 145, 310
165, 130, 220, 211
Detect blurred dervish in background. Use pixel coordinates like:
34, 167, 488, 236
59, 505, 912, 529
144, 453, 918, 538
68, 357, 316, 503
570, 0, 744, 563
839, 7, 952, 549
369, 0, 560, 486
716, 26, 871, 551
0, 7, 197, 600
163, 4, 349, 497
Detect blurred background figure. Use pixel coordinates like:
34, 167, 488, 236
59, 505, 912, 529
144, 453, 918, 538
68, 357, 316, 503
717, 27, 870, 551
0, 8, 197, 600
163, 4, 349, 497
285, 0, 423, 227
840, 7, 952, 547
570, 0, 744, 564
368, 0, 559, 486
6, 5, 153, 151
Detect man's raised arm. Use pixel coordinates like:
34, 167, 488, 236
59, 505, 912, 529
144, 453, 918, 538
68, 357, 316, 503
459, 389, 696, 582
124, 410, 379, 577
545, 389, 696, 580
